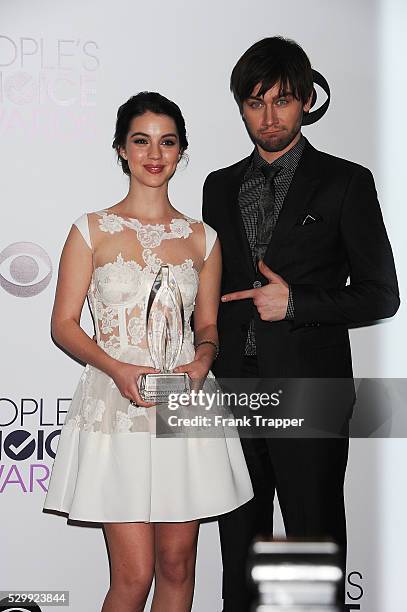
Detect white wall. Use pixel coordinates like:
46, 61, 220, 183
1, 0, 405, 610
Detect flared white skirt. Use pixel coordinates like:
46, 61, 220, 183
43, 359, 253, 522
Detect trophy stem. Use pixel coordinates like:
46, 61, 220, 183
146, 264, 184, 373
140, 265, 189, 403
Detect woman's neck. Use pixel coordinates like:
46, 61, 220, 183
115, 179, 176, 222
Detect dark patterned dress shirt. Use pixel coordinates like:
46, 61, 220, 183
238, 134, 306, 355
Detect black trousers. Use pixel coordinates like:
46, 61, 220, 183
218, 355, 349, 612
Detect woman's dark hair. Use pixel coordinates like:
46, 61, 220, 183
230, 36, 314, 112
112, 91, 188, 176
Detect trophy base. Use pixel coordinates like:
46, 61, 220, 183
139, 373, 190, 403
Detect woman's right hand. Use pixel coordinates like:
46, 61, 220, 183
108, 362, 159, 408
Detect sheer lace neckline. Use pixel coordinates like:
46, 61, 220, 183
96, 209, 198, 248
100, 209, 195, 227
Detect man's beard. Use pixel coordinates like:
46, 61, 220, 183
247, 113, 302, 153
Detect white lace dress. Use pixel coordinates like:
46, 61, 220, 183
43, 210, 253, 522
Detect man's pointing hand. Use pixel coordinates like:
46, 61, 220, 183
221, 260, 289, 321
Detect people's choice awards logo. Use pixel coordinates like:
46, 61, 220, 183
0, 34, 100, 137
0, 35, 99, 106
3, 430, 37, 461
0, 397, 70, 495
0, 242, 52, 297
3, 71, 36, 105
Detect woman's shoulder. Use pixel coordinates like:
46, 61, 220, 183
168, 214, 217, 261
178, 214, 215, 231
72, 208, 105, 224
201, 221, 217, 261
183, 216, 217, 261
71, 209, 107, 250
178, 215, 217, 238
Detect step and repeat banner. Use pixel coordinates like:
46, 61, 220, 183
1, 0, 406, 610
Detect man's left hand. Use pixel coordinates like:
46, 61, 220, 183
221, 260, 289, 321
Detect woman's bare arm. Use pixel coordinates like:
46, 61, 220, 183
174, 237, 221, 379
51, 225, 118, 374
193, 237, 221, 358
51, 224, 157, 406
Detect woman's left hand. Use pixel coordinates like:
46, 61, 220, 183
173, 354, 212, 393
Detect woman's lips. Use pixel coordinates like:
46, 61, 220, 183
144, 165, 165, 174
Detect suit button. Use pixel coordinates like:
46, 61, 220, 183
253, 281, 262, 288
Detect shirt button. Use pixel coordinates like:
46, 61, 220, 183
253, 281, 262, 288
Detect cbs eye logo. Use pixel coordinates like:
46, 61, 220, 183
0, 242, 52, 297
0, 598, 42, 611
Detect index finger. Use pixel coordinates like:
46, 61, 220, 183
221, 289, 256, 302
137, 366, 160, 375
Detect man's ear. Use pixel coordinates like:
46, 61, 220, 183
304, 91, 314, 113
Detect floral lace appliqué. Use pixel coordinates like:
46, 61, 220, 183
136, 224, 165, 248
115, 410, 132, 432
128, 404, 148, 418
128, 315, 145, 346
97, 212, 196, 246
99, 213, 124, 234
99, 335, 121, 358
96, 302, 119, 334
169, 218, 194, 238
84, 399, 106, 429
142, 249, 163, 272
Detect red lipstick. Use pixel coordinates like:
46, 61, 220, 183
144, 165, 165, 174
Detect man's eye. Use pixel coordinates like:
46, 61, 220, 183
249, 101, 263, 109
276, 98, 288, 106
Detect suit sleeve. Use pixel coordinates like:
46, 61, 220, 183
202, 173, 215, 228
292, 167, 400, 325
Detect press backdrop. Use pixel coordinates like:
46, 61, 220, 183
1, 0, 406, 610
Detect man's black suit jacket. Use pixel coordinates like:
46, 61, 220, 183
202, 139, 399, 382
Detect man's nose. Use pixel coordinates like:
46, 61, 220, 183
264, 103, 278, 126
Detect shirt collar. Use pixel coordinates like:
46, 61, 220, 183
251, 133, 306, 174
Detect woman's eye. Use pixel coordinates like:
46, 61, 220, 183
250, 101, 263, 109
162, 140, 177, 146
276, 98, 288, 106
133, 138, 148, 144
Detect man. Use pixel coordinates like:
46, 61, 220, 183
202, 36, 399, 611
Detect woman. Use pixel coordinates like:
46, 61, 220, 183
43, 92, 253, 612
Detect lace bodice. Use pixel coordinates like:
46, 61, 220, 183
73, 209, 217, 365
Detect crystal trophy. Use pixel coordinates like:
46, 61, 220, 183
139, 265, 190, 402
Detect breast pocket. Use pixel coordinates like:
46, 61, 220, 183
290, 220, 326, 237
286, 217, 342, 257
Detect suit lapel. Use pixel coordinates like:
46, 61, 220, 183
264, 140, 321, 264
224, 155, 255, 279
